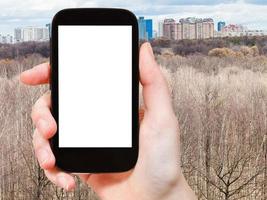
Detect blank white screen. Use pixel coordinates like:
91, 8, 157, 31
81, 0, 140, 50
58, 25, 132, 147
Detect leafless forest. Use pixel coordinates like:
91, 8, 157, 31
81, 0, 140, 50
157, 51, 267, 200
0, 41, 267, 199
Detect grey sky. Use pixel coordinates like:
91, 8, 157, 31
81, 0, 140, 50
1, 0, 267, 35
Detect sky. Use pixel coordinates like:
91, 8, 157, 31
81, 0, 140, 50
1, 0, 267, 35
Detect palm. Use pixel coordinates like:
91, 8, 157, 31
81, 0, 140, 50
87, 109, 180, 200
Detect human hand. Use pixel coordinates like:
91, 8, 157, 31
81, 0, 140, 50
20, 42, 196, 200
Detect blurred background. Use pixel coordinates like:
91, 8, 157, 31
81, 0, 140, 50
0, 1, 267, 199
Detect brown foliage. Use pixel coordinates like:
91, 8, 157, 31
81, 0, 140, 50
0, 49, 266, 200
0, 42, 49, 59
208, 46, 261, 58
208, 48, 237, 58
152, 36, 267, 56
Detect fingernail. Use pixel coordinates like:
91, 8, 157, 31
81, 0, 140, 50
37, 149, 49, 166
20, 70, 30, 81
34, 63, 43, 70
36, 119, 49, 135
146, 42, 154, 57
57, 176, 69, 190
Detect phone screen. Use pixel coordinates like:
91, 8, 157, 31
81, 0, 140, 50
58, 25, 132, 148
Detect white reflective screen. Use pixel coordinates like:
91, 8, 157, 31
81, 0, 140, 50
58, 25, 132, 147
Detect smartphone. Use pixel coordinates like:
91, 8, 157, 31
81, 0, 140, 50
50, 8, 139, 173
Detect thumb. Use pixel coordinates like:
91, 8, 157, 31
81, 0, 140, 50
139, 42, 174, 122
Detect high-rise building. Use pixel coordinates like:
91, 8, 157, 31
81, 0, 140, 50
158, 21, 164, 38
180, 17, 197, 39
22, 27, 34, 41
196, 19, 203, 39
14, 26, 49, 42
138, 17, 153, 40
203, 18, 214, 39
145, 19, 153, 40
163, 19, 177, 40
181, 21, 190, 39
163, 17, 214, 40
217, 21, 226, 32
34, 27, 49, 41
176, 23, 182, 40
138, 17, 146, 40
14, 28, 22, 42
46, 23, 51, 38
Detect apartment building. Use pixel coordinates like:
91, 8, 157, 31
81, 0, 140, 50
163, 17, 214, 40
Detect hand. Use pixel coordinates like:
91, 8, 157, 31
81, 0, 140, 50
20, 42, 196, 200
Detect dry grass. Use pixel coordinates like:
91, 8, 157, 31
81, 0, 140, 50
0, 51, 266, 199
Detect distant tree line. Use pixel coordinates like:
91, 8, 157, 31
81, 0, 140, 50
151, 36, 267, 56
1, 36, 267, 60
0, 42, 49, 59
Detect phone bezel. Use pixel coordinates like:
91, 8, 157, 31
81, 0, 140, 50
50, 8, 139, 172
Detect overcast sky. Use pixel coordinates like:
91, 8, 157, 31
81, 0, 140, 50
1, 0, 267, 35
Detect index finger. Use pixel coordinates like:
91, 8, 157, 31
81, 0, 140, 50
20, 62, 50, 85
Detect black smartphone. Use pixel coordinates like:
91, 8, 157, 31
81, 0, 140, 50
50, 8, 139, 173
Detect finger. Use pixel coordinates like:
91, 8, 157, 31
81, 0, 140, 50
139, 42, 175, 121
32, 92, 57, 139
32, 129, 55, 170
45, 168, 76, 191
20, 62, 50, 85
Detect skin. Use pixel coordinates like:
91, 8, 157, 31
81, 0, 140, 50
20, 42, 197, 200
